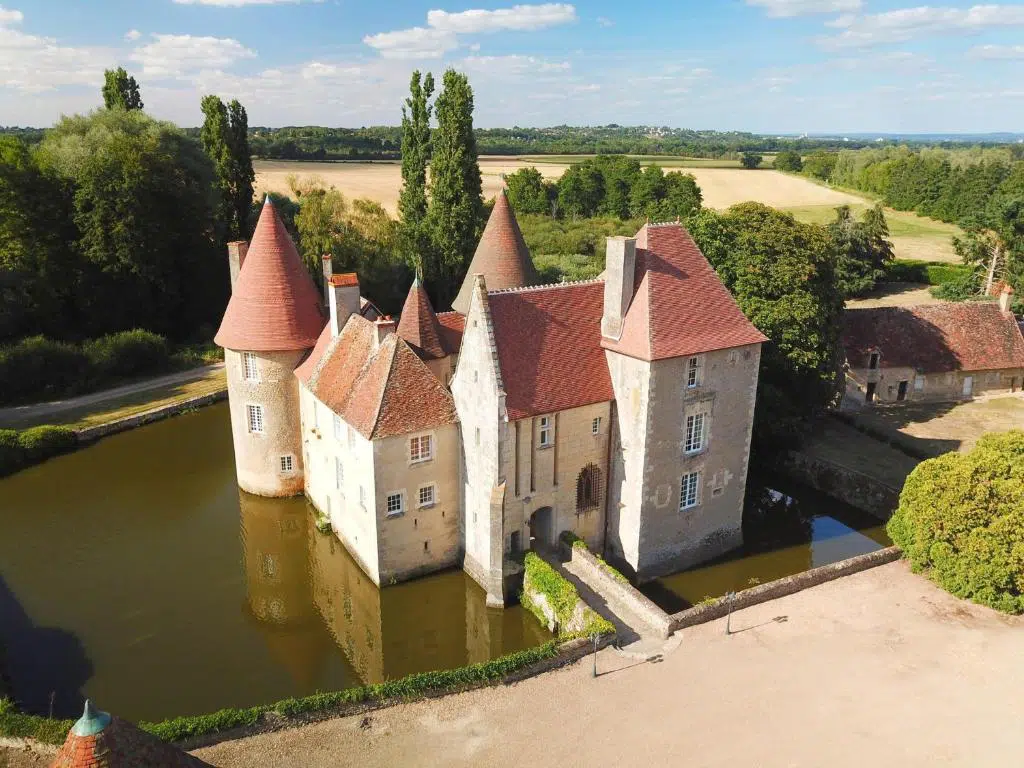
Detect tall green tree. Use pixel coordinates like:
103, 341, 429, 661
829, 204, 895, 298
398, 71, 435, 275
774, 150, 803, 172
557, 162, 604, 218
200, 95, 254, 240
427, 69, 483, 309
688, 203, 844, 457
504, 167, 551, 215
740, 151, 763, 169
102, 68, 143, 111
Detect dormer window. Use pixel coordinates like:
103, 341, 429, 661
686, 356, 702, 388
868, 352, 880, 370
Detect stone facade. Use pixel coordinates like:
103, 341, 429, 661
606, 344, 761, 581
225, 347, 308, 497
845, 364, 1023, 406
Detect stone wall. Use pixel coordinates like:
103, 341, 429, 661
782, 450, 900, 521
225, 347, 307, 497
76, 389, 227, 444
669, 546, 902, 631
846, 365, 1023, 407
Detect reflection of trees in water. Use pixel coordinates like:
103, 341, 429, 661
743, 479, 814, 552
0, 575, 92, 718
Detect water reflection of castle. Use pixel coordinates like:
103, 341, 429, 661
239, 491, 547, 688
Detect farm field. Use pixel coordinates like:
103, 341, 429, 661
254, 158, 959, 262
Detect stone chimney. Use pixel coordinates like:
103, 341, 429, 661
601, 236, 636, 340
999, 285, 1014, 314
374, 316, 397, 349
328, 273, 361, 336
227, 241, 249, 292
321, 254, 333, 306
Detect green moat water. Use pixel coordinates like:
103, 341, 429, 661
0, 403, 891, 721
0, 403, 549, 722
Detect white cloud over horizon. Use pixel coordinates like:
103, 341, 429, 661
172, 0, 315, 6
970, 44, 1024, 59
130, 34, 256, 79
364, 3, 576, 58
817, 4, 1024, 49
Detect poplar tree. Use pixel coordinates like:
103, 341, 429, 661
200, 95, 255, 240
102, 68, 143, 111
427, 69, 483, 309
398, 71, 434, 276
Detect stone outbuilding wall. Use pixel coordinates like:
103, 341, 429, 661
845, 365, 1023, 407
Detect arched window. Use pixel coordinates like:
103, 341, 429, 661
576, 464, 603, 514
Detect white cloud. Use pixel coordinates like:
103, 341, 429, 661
364, 3, 576, 59
460, 54, 570, 74
970, 44, 1024, 60
597, 16, 613, 27
817, 5, 1024, 49
130, 34, 256, 79
124, 29, 141, 41
745, 0, 861, 17
0, 6, 114, 92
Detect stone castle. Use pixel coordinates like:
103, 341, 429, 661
215, 192, 766, 605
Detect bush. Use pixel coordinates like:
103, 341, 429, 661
521, 551, 614, 638
0, 336, 89, 403
0, 425, 78, 476
929, 272, 982, 301
887, 430, 1024, 614
84, 329, 170, 378
881, 259, 973, 286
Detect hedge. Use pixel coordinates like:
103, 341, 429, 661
1, 642, 564, 746
881, 260, 973, 286
521, 551, 615, 639
0, 332, 221, 405
0, 425, 77, 477
887, 430, 1024, 614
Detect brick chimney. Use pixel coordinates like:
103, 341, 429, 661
374, 316, 396, 349
321, 254, 333, 306
601, 236, 636, 340
227, 241, 249, 292
999, 284, 1014, 314
328, 273, 361, 336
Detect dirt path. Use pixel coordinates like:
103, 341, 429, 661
195, 562, 1023, 768
0, 363, 225, 429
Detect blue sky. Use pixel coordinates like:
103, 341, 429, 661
1, 1, 1023, 131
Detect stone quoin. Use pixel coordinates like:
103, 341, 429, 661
216, 190, 766, 604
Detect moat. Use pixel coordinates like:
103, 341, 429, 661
0, 404, 889, 722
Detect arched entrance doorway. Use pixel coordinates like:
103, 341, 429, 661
529, 506, 554, 550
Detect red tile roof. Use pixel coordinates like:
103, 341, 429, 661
296, 317, 457, 440
397, 278, 449, 360
215, 199, 325, 352
52, 706, 208, 767
452, 189, 538, 314
843, 302, 1024, 372
602, 223, 767, 361
488, 281, 614, 420
437, 311, 466, 354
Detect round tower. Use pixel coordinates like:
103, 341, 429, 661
215, 198, 325, 497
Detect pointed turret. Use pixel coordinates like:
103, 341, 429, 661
397, 277, 448, 360
51, 700, 209, 767
215, 198, 325, 351
452, 189, 537, 314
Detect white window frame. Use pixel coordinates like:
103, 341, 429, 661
592, 417, 601, 435
686, 356, 702, 388
538, 416, 553, 448
247, 403, 264, 435
278, 454, 294, 474
679, 471, 701, 511
685, 412, 706, 454
386, 490, 405, 517
333, 414, 343, 441
418, 483, 437, 508
242, 352, 259, 382
410, 434, 433, 463
335, 456, 343, 490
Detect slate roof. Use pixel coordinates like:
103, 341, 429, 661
215, 199, 325, 352
488, 281, 614, 420
452, 189, 538, 314
52, 701, 208, 767
397, 277, 449, 360
295, 317, 457, 440
843, 302, 1024, 372
601, 223, 767, 361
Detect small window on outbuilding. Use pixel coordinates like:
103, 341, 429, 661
868, 352, 880, 370
592, 417, 601, 435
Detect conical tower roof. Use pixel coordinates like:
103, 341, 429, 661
215, 198, 325, 352
452, 189, 537, 314
51, 700, 209, 767
397, 277, 448, 359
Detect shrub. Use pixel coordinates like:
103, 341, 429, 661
521, 551, 614, 638
887, 430, 1024, 614
929, 272, 982, 301
17, 425, 77, 461
0, 335, 90, 403
84, 329, 170, 378
881, 259, 973, 286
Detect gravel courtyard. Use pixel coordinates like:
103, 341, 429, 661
197, 562, 1023, 768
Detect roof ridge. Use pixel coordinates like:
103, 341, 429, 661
366, 334, 399, 439
488, 277, 604, 295
645, 220, 686, 229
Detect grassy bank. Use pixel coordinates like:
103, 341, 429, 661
0, 425, 78, 477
